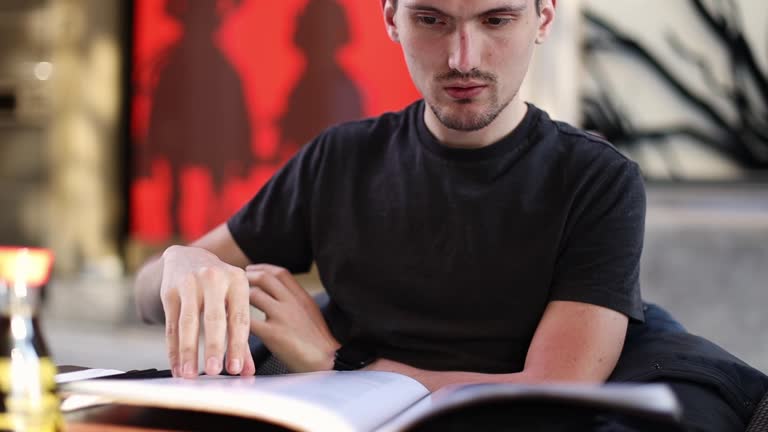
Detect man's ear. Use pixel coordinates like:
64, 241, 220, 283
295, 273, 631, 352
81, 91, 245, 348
535, 0, 556, 45
382, 0, 399, 43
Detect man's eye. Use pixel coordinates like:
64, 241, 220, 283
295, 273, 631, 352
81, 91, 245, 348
416, 15, 442, 26
484, 17, 512, 26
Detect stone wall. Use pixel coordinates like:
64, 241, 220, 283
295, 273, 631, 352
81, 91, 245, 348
0, 0, 124, 276
0, 2, 51, 247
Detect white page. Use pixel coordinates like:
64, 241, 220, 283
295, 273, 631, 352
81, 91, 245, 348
56, 369, 126, 412
63, 370, 429, 432
376, 394, 436, 432
55, 368, 125, 384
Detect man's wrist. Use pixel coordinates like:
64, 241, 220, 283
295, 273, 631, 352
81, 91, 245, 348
331, 341, 377, 371
324, 346, 341, 371
310, 341, 341, 372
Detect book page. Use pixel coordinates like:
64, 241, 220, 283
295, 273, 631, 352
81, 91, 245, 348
377, 383, 681, 432
56, 368, 127, 411
55, 368, 125, 384
63, 370, 429, 432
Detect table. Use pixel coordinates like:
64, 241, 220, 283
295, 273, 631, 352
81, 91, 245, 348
65, 404, 290, 432
58, 365, 289, 432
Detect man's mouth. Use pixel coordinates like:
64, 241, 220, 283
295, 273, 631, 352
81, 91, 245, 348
444, 85, 487, 99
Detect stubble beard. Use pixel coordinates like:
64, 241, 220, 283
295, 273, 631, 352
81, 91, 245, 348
427, 82, 517, 132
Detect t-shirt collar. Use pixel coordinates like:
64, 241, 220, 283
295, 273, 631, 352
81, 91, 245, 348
414, 100, 540, 162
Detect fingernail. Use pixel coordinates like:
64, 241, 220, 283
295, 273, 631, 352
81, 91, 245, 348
182, 362, 195, 377
172, 366, 179, 377
207, 357, 221, 373
230, 358, 242, 373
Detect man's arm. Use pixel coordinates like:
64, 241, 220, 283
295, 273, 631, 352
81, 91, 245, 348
365, 300, 628, 391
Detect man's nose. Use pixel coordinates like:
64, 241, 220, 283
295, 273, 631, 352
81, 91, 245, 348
448, 27, 480, 74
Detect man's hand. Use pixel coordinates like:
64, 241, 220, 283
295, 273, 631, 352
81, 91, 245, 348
246, 264, 340, 373
160, 245, 255, 378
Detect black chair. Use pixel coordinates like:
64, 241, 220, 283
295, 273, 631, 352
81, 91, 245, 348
746, 391, 768, 432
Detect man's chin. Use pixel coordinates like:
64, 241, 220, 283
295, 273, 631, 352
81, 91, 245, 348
431, 104, 494, 132
439, 115, 494, 132
454, 98, 475, 105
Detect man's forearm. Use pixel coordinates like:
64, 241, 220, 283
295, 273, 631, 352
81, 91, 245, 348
365, 359, 548, 392
408, 368, 532, 392
134, 254, 165, 324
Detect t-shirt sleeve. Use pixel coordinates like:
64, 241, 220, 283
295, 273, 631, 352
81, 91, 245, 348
550, 158, 646, 322
226, 139, 324, 273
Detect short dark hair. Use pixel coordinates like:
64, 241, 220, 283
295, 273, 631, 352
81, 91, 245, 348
391, 0, 543, 16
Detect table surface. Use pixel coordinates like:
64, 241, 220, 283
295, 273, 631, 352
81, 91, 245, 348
65, 404, 291, 432
59, 365, 289, 432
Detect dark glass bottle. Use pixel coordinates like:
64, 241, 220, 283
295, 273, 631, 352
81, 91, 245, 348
0, 275, 63, 431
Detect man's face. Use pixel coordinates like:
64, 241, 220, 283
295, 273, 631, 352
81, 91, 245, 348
385, 0, 554, 132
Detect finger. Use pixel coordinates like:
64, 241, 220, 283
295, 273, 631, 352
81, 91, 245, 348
246, 270, 292, 303
248, 285, 279, 316
249, 314, 269, 335
225, 270, 251, 375
161, 283, 181, 377
248, 267, 324, 331
248, 287, 280, 326
240, 344, 257, 376
249, 264, 306, 300
178, 279, 202, 378
245, 269, 278, 301
202, 271, 228, 376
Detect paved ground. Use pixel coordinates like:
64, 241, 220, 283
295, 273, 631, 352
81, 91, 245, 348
39, 185, 768, 375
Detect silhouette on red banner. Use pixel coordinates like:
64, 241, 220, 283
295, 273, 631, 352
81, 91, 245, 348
130, 0, 419, 243
141, 0, 254, 239
279, 0, 364, 157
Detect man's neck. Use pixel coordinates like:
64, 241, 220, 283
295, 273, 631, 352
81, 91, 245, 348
424, 99, 528, 150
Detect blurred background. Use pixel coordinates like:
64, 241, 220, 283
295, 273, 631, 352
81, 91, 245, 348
0, 0, 765, 372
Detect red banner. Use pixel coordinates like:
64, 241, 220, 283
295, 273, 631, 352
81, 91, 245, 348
130, 0, 419, 243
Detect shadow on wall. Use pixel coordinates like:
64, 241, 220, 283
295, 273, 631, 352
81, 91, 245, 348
582, 0, 768, 181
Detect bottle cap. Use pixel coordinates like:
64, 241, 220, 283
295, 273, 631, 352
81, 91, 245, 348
0, 246, 54, 288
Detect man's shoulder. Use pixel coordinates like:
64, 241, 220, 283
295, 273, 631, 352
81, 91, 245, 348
531, 107, 637, 170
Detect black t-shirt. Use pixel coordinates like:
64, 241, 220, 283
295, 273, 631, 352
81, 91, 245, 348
228, 101, 646, 373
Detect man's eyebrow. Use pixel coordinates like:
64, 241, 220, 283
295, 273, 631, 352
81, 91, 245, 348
403, 4, 528, 16
481, 5, 528, 15
403, 5, 448, 15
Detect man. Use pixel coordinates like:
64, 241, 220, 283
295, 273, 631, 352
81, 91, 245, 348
136, 1, 765, 430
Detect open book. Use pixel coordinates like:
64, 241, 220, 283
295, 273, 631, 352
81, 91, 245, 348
62, 371, 682, 432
